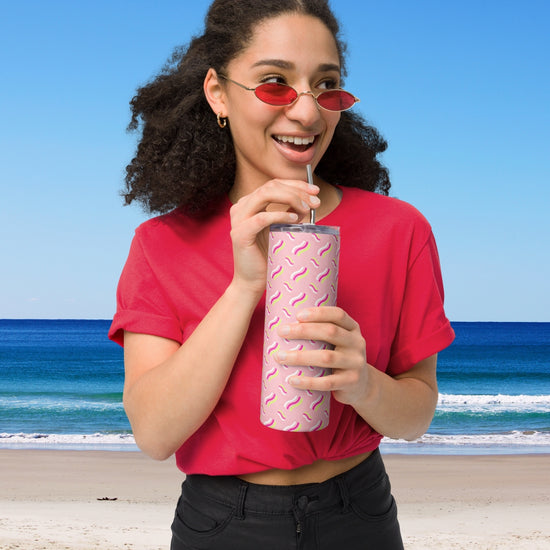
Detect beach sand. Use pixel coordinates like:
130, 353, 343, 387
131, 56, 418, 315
1, 450, 548, 549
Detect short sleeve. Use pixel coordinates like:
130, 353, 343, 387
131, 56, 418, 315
387, 232, 455, 375
108, 232, 183, 346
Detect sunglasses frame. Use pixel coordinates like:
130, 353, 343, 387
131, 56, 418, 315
218, 74, 360, 112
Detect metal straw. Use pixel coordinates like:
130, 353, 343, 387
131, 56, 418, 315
306, 164, 315, 224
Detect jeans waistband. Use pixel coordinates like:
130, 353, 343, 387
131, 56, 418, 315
185, 448, 385, 516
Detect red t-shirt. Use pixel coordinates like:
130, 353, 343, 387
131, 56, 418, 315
109, 187, 454, 475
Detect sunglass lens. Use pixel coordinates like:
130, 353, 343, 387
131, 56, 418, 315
255, 83, 297, 106
317, 90, 357, 111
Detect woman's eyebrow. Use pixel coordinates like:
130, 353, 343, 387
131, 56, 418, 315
251, 59, 293, 70
250, 59, 340, 73
318, 63, 341, 73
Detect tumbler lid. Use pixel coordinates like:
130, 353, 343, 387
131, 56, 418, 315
270, 224, 339, 236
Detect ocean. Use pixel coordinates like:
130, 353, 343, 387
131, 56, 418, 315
0, 320, 548, 454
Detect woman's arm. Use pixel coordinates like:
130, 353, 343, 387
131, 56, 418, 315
123, 281, 260, 460
122, 179, 320, 460
277, 306, 439, 441
352, 355, 438, 441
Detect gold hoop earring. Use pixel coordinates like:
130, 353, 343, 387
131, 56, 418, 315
217, 113, 227, 128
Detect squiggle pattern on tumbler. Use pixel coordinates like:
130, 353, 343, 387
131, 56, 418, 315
261, 227, 339, 432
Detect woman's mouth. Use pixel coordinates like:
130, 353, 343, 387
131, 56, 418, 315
273, 134, 316, 152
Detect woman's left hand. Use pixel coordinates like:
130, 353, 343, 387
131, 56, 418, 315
277, 306, 370, 407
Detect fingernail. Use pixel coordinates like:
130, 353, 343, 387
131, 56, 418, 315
288, 212, 299, 221
301, 200, 309, 210
310, 196, 321, 206
277, 350, 287, 361
289, 376, 300, 387
296, 309, 310, 321
279, 325, 290, 336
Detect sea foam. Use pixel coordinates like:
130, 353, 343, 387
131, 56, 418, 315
437, 393, 550, 413
0, 432, 137, 451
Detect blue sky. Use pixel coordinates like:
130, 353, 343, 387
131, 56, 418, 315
1, 0, 548, 321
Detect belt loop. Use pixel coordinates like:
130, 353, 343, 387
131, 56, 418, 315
336, 476, 350, 514
235, 482, 248, 520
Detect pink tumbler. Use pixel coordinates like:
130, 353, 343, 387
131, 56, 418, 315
261, 223, 340, 432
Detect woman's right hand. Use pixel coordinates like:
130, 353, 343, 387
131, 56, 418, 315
228, 178, 320, 296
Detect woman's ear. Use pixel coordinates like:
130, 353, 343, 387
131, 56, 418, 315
203, 68, 227, 117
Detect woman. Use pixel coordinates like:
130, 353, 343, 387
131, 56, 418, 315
109, 1, 455, 548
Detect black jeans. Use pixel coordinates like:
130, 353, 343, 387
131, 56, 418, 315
170, 449, 404, 550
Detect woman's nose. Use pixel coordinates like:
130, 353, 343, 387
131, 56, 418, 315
285, 91, 322, 127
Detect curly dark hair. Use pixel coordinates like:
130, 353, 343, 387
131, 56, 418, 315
123, 0, 390, 217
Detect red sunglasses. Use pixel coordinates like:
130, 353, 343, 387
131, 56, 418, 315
219, 75, 360, 112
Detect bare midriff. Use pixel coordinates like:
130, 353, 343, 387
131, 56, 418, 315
237, 451, 372, 486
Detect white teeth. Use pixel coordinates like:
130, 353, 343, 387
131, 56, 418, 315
275, 135, 315, 145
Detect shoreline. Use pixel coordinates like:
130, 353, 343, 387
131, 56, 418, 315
3, 433, 549, 456
1, 450, 549, 549
2, 443, 549, 455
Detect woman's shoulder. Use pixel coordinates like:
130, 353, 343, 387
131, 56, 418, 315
135, 207, 187, 234
339, 186, 431, 228
134, 204, 229, 244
